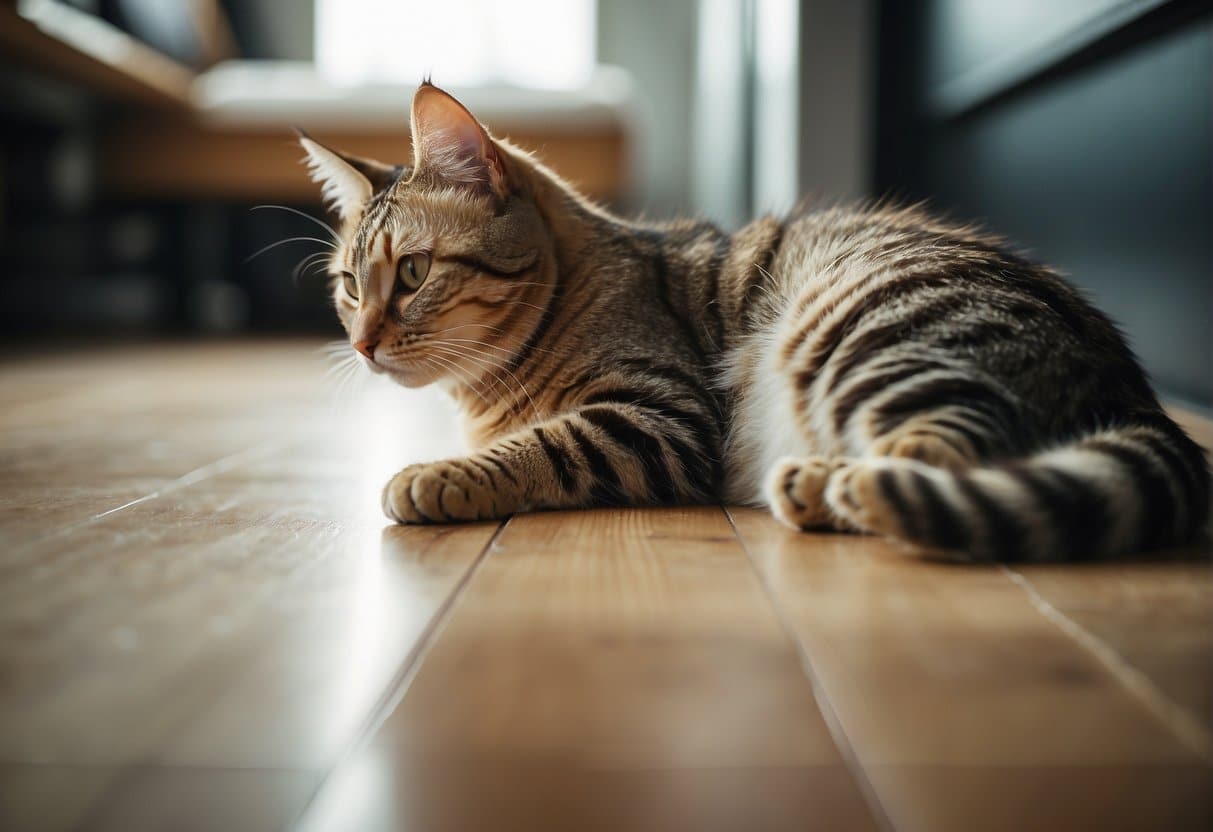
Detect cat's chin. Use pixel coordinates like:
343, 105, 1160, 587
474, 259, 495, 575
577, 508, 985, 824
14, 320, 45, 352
373, 361, 436, 389
384, 371, 430, 389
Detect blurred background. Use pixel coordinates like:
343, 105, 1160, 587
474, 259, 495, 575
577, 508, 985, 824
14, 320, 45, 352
0, 0, 1209, 408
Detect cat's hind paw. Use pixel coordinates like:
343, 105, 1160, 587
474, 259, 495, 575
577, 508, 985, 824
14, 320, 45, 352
823, 457, 936, 540
764, 456, 850, 531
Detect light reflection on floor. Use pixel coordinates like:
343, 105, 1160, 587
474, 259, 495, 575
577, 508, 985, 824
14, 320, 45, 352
325, 369, 466, 772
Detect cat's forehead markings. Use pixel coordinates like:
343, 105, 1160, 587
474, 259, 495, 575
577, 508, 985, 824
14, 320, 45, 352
366, 222, 427, 265
352, 194, 394, 257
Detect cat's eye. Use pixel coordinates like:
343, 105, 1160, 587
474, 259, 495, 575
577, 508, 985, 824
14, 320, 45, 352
341, 271, 359, 300
397, 252, 431, 292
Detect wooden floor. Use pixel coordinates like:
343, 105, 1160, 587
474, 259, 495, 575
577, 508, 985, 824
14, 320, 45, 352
0, 340, 1209, 832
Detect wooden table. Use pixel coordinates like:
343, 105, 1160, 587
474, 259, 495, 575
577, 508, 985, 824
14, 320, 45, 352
0, 340, 1208, 831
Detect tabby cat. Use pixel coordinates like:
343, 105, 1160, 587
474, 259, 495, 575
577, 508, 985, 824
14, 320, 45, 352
299, 82, 1209, 561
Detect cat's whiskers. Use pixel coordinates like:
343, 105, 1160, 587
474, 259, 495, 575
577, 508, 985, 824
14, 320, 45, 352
320, 344, 363, 393
319, 340, 360, 375
431, 337, 527, 359
322, 354, 360, 388
245, 235, 336, 264
487, 299, 549, 315
419, 357, 463, 399
429, 342, 538, 416
251, 204, 341, 245
297, 249, 331, 269
430, 337, 563, 387
322, 358, 356, 382
425, 353, 493, 409
417, 324, 557, 357
249, 204, 340, 286
424, 325, 556, 355
426, 323, 508, 337
428, 344, 537, 417
386, 340, 494, 404
293, 251, 335, 286
318, 350, 365, 416
427, 344, 512, 400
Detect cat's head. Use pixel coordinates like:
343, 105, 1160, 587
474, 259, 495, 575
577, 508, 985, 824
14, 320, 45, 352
299, 83, 555, 389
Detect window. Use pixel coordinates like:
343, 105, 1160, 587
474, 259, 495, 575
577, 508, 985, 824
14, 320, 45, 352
314, 0, 597, 90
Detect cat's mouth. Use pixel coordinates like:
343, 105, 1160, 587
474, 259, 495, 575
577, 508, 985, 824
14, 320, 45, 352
357, 351, 385, 374
360, 347, 441, 389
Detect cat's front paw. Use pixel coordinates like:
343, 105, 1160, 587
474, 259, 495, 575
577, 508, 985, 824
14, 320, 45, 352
382, 460, 497, 524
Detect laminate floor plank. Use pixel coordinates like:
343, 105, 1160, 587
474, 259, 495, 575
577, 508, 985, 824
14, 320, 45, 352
867, 763, 1211, 832
298, 746, 871, 832
1006, 560, 1213, 733
297, 507, 881, 832
3, 342, 1209, 831
0, 454, 490, 770
0, 762, 319, 832
0, 341, 497, 830
728, 508, 1212, 831
0, 762, 111, 832
0, 341, 330, 545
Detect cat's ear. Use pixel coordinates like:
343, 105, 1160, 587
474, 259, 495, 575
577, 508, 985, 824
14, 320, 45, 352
342, 154, 405, 195
410, 82, 508, 198
297, 131, 373, 220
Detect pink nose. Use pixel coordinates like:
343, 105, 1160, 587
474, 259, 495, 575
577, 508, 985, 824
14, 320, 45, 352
354, 339, 378, 361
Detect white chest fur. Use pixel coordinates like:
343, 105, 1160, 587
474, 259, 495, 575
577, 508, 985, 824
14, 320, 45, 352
721, 327, 819, 505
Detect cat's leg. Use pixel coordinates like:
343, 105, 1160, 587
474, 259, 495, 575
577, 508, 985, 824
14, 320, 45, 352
383, 404, 716, 523
764, 456, 853, 531
767, 403, 1001, 534
762, 354, 996, 531
765, 431, 979, 534
866, 415, 983, 470
824, 409, 1000, 540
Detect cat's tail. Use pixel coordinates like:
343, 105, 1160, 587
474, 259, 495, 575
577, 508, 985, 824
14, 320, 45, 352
829, 419, 1210, 561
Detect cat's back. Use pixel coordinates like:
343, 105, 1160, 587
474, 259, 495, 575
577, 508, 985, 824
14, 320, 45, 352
756, 202, 1152, 414
761, 203, 1019, 307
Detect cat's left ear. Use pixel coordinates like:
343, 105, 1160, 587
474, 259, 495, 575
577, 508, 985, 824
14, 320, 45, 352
297, 131, 373, 220
410, 83, 508, 199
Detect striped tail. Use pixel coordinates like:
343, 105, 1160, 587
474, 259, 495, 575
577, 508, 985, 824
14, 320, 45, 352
831, 421, 1211, 561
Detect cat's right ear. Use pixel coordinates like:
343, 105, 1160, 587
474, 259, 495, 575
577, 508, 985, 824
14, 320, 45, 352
297, 130, 373, 221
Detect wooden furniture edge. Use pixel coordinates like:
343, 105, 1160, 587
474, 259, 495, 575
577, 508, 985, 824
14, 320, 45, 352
98, 118, 629, 203
0, 2, 192, 110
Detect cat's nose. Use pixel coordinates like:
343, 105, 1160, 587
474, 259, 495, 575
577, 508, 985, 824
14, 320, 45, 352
353, 339, 378, 361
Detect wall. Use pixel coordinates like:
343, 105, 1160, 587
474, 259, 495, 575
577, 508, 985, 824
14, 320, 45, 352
797, 0, 873, 203
877, 0, 1211, 408
597, 0, 700, 217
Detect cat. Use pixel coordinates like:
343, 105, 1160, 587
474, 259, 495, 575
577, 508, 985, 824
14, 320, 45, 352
299, 82, 1209, 562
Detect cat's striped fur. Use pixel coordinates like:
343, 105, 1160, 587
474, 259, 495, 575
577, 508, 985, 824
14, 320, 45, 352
302, 83, 1209, 561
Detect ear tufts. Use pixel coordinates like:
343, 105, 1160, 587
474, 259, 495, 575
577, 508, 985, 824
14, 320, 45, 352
298, 134, 373, 220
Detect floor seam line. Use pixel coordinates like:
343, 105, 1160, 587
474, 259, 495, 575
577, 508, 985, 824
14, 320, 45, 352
1000, 565, 1212, 762
287, 516, 511, 830
721, 507, 896, 832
